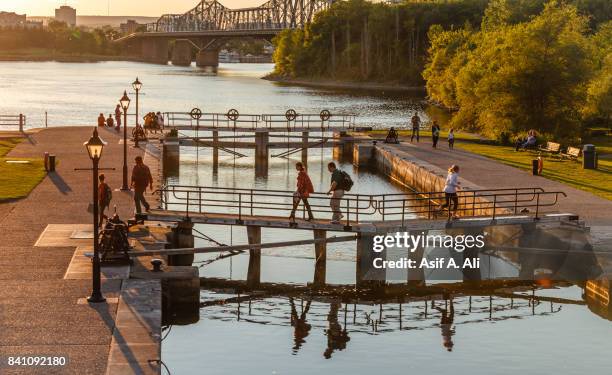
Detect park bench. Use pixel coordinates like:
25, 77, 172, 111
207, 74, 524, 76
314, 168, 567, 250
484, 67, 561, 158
538, 141, 561, 155
561, 146, 581, 161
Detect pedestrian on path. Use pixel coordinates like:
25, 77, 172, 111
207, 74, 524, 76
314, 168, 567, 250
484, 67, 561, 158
327, 162, 345, 224
130, 156, 153, 215
106, 114, 114, 128
97, 113, 105, 127
410, 112, 421, 142
98, 174, 112, 228
431, 121, 441, 148
115, 104, 122, 132
289, 162, 315, 222
439, 165, 461, 219
448, 128, 455, 150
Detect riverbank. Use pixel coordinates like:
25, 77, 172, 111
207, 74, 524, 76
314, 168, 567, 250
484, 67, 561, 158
0, 52, 138, 63
263, 74, 426, 93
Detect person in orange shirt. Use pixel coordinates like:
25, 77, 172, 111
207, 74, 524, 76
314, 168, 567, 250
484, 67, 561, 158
289, 162, 314, 222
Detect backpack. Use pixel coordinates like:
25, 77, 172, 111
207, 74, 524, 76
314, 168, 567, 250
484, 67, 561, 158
104, 184, 112, 205
340, 171, 354, 192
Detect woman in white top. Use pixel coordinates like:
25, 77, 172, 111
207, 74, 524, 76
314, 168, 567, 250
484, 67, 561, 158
440, 165, 460, 219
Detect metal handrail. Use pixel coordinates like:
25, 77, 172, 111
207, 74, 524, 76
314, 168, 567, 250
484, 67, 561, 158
155, 185, 566, 227
161, 111, 356, 131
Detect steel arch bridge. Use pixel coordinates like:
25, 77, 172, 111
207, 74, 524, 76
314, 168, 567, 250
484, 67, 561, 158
146, 0, 334, 34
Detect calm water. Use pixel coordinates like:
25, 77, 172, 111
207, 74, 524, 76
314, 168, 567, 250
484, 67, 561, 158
2, 61, 609, 374
0, 61, 448, 129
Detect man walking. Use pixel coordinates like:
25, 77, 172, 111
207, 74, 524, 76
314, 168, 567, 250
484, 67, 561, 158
327, 162, 344, 224
410, 112, 421, 142
130, 156, 153, 215
115, 104, 122, 132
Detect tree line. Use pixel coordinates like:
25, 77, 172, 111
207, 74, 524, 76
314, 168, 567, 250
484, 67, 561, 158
272, 0, 611, 140
0, 21, 122, 55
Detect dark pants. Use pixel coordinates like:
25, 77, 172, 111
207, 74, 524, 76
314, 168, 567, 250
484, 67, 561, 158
441, 193, 459, 214
134, 189, 150, 214
411, 127, 419, 142
290, 193, 313, 219
449, 139, 454, 149
433, 135, 439, 148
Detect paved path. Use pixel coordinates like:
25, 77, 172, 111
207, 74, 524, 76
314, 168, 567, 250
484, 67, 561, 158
382, 139, 612, 226
0, 127, 156, 374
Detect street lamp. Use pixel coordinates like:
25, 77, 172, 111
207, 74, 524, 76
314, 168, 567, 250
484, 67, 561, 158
120, 90, 131, 191
85, 128, 107, 303
132, 77, 142, 126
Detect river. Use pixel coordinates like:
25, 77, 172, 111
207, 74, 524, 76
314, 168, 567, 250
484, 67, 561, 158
1, 61, 610, 375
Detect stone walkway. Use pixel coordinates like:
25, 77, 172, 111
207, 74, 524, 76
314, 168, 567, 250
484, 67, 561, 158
0, 127, 157, 374
381, 139, 612, 226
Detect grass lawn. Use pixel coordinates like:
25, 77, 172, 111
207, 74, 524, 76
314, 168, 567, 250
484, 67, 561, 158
0, 138, 46, 200
456, 142, 612, 200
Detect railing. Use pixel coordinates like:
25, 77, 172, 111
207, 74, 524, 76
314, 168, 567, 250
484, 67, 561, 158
161, 110, 355, 131
0, 114, 25, 131
156, 185, 567, 227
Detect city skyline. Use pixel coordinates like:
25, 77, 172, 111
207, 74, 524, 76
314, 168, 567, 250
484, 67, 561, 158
0, 0, 266, 17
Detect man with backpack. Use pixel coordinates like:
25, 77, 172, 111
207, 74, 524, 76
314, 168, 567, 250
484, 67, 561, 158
327, 162, 353, 224
98, 174, 112, 228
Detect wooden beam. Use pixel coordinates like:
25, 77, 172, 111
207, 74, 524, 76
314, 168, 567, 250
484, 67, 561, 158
127, 234, 357, 257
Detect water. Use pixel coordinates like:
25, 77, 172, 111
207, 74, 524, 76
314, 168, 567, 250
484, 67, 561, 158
0, 61, 446, 129
2, 61, 609, 374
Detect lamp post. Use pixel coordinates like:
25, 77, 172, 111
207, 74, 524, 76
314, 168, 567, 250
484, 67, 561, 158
120, 91, 131, 191
132, 77, 142, 126
85, 128, 107, 303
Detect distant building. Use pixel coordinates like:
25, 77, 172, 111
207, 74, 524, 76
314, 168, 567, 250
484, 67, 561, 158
25, 20, 43, 29
120, 19, 142, 34
55, 5, 76, 27
0, 11, 26, 28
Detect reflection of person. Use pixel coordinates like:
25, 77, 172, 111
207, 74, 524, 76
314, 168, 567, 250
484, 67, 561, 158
289, 298, 312, 354
433, 297, 455, 352
323, 301, 350, 359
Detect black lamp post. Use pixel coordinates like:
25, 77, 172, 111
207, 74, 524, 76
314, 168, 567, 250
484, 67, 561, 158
120, 91, 131, 191
132, 77, 142, 126
85, 128, 107, 303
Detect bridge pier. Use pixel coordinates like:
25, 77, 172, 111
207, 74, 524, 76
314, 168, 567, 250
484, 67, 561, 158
212, 130, 219, 174
255, 131, 269, 178
246, 226, 262, 287
356, 234, 385, 289
313, 229, 327, 287
196, 49, 219, 73
301, 132, 309, 165
172, 39, 193, 66
141, 38, 169, 65
163, 136, 180, 178
168, 219, 195, 266
333, 131, 354, 162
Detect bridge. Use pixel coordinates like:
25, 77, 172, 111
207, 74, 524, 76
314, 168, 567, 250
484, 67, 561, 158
117, 0, 334, 69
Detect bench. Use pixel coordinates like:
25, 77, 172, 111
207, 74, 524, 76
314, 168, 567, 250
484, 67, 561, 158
538, 141, 561, 155
561, 146, 581, 160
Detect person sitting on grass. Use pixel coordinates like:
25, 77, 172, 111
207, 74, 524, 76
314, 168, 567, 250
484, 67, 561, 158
515, 130, 537, 151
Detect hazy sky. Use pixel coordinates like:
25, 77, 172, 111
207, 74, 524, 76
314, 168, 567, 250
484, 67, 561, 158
0, 0, 266, 17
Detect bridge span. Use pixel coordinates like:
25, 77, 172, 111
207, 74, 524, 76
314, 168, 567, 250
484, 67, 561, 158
116, 0, 334, 69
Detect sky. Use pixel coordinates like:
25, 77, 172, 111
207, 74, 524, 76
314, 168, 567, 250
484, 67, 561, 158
0, 0, 265, 17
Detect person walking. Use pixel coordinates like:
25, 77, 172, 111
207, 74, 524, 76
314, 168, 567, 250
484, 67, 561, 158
156, 112, 165, 132
431, 121, 441, 148
130, 156, 153, 215
115, 104, 122, 132
98, 174, 112, 228
439, 165, 461, 219
106, 114, 114, 128
410, 112, 421, 142
97, 113, 105, 127
448, 128, 455, 150
289, 162, 315, 222
327, 162, 345, 224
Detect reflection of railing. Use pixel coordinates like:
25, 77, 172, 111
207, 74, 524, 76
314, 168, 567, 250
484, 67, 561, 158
161, 111, 355, 131
157, 185, 567, 225
0, 114, 25, 131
